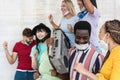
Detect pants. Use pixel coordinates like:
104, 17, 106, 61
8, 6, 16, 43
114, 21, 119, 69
14, 71, 34, 80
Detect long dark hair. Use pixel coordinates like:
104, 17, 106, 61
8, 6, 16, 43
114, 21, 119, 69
32, 23, 51, 53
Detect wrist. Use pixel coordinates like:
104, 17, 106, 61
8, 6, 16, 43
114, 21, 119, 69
4, 49, 8, 52
50, 20, 54, 24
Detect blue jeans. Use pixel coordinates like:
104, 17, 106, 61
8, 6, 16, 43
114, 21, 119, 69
14, 71, 34, 80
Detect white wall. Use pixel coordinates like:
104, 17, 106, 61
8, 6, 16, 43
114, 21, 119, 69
0, 0, 120, 80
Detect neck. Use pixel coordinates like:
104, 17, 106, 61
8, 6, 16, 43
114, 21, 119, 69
65, 13, 73, 19
40, 41, 46, 44
21, 39, 25, 44
109, 42, 119, 52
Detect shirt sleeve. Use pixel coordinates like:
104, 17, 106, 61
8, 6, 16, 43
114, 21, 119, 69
93, 7, 100, 18
93, 54, 104, 74
12, 43, 18, 53
110, 53, 120, 80
96, 73, 107, 80
30, 45, 36, 58
96, 52, 120, 80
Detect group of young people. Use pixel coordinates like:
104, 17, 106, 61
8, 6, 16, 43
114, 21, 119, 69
2, 0, 120, 80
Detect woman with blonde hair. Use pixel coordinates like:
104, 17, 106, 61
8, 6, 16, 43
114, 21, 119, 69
49, 0, 79, 47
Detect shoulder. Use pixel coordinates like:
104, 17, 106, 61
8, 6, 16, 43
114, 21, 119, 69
112, 46, 120, 59
30, 45, 36, 57
32, 45, 36, 50
91, 45, 104, 60
13, 41, 22, 47
72, 16, 79, 20
68, 46, 76, 56
32, 40, 36, 44
89, 6, 100, 17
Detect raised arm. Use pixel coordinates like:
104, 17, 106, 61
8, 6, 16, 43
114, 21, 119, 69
83, 0, 94, 14
3, 41, 17, 64
48, 14, 60, 29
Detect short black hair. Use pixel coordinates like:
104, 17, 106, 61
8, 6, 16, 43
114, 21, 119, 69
74, 21, 91, 36
22, 28, 33, 37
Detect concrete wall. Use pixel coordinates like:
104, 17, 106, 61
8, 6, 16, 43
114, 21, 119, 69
0, 0, 120, 80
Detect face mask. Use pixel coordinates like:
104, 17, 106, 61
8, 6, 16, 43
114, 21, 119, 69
63, 10, 70, 16
38, 34, 49, 43
25, 41, 31, 46
80, 6, 86, 12
99, 34, 108, 55
78, 6, 87, 19
39, 36, 45, 40
75, 43, 89, 50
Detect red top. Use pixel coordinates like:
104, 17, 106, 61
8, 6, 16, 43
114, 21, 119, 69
13, 40, 36, 70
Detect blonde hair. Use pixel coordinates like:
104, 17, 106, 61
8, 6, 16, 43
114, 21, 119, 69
62, 0, 76, 16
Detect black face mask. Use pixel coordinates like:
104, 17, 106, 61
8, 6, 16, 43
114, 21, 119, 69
35, 33, 50, 53
39, 34, 50, 43
25, 41, 31, 46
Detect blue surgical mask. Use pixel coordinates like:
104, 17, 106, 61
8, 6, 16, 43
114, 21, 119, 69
77, 10, 88, 19
78, 6, 88, 19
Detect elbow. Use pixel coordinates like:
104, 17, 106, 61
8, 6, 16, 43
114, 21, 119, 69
90, 11, 94, 14
89, 10, 94, 14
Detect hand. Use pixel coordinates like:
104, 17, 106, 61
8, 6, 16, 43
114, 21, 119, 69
3, 41, 8, 50
48, 14, 53, 23
50, 69, 57, 76
33, 71, 40, 80
74, 63, 87, 75
67, 24, 74, 32
46, 37, 54, 46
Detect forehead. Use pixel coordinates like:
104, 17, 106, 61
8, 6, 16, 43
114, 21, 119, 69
25, 36, 33, 39
61, 1, 66, 5
76, 29, 89, 35
77, 0, 82, 2
37, 29, 46, 32
77, 0, 82, 1
100, 24, 105, 32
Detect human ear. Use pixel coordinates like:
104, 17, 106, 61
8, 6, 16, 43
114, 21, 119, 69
106, 33, 110, 39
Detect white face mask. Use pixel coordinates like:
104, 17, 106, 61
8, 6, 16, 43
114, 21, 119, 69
99, 34, 108, 55
80, 6, 86, 12
63, 10, 70, 16
75, 43, 89, 50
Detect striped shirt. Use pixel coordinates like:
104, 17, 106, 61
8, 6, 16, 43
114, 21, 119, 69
69, 44, 104, 80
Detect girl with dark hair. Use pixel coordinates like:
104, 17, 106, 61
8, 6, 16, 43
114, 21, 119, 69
73, 19, 120, 80
30, 23, 61, 80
